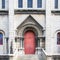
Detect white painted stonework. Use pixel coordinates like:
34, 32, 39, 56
0, 0, 60, 60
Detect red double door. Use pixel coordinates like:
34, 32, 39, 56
24, 31, 36, 54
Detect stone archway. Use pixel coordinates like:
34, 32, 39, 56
23, 27, 38, 54
23, 27, 38, 36
16, 15, 43, 55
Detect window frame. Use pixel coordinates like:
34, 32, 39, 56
57, 32, 60, 45
27, 0, 33, 8
18, 0, 23, 8
37, 0, 42, 8
2, 0, 5, 9
0, 33, 3, 45
0, 30, 5, 45
55, 0, 58, 9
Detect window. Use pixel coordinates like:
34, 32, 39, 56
37, 0, 42, 8
55, 0, 58, 8
27, 0, 33, 8
18, 0, 23, 8
2, 0, 5, 9
0, 33, 3, 45
57, 32, 60, 45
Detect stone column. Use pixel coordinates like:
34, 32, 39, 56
40, 38, 42, 48
46, 0, 53, 54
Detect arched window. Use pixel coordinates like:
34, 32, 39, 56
0, 33, 3, 45
57, 32, 60, 45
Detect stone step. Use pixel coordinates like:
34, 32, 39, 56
14, 55, 40, 60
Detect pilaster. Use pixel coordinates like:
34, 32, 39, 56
45, 0, 53, 54
9, 0, 15, 54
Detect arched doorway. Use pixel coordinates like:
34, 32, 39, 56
24, 30, 36, 54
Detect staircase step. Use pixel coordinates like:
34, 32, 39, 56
15, 55, 39, 60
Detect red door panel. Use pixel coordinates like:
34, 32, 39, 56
24, 31, 35, 54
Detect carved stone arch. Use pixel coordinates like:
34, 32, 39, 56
0, 30, 5, 35
17, 24, 42, 37
16, 15, 44, 54
53, 29, 60, 46
54, 29, 60, 39
23, 27, 38, 36
16, 15, 43, 37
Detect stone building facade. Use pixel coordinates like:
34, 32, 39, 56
0, 0, 60, 60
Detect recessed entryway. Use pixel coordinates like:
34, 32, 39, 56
24, 30, 36, 54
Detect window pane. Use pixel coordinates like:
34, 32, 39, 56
18, 0, 23, 8
55, 0, 58, 8
2, 0, 5, 8
0, 33, 3, 45
28, 0, 33, 8
57, 32, 60, 45
37, 0, 42, 8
